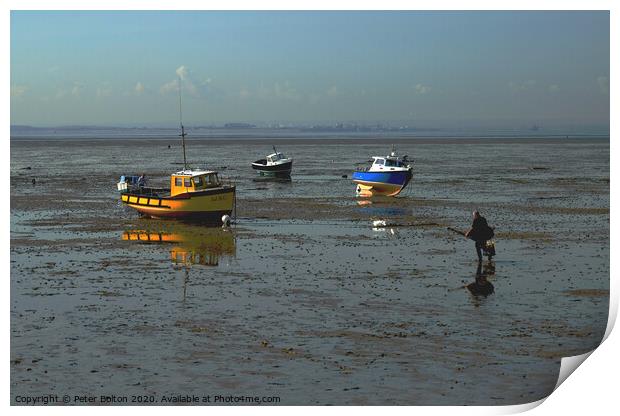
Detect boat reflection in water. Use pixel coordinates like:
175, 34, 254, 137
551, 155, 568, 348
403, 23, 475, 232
122, 223, 236, 301
122, 223, 236, 267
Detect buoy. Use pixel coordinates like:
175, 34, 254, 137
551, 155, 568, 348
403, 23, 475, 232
221, 214, 231, 227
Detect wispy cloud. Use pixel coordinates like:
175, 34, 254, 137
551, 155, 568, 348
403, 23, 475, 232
11, 85, 27, 98
597, 76, 609, 94
71, 82, 83, 97
51, 82, 84, 100
508, 80, 536, 93
249, 83, 346, 103
256, 81, 302, 101
548, 84, 560, 92
274, 82, 301, 101
414, 83, 432, 95
134, 82, 145, 95
96, 88, 110, 98
96, 83, 112, 98
160, 65, 216, 99
160, 79, 178, 95
239, 87, 251, 100
326, 85, 340, 97
176, 65, 188, 80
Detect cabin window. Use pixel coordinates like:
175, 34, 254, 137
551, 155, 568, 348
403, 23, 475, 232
175, 178, 183, 186
193, 176, 203, 187
184, 178, 191, 187
207, 173, 218, 185
385, 159, 397, 167
375, 159, 385, 165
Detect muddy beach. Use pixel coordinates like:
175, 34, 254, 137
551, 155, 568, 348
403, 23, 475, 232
10, 137, 609, 405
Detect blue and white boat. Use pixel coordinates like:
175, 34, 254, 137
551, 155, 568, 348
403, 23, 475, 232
352, 149, 413, 197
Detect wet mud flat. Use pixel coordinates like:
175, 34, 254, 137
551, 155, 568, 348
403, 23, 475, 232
10, 138, 609, 405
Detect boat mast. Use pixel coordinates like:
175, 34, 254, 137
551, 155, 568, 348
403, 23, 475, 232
178, 75, 188, 171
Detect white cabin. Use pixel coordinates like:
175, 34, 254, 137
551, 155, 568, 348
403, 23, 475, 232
368, 152, 411, 172
266, 152, 291, 166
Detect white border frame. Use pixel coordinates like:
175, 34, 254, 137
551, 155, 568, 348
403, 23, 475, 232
4, 2, 616, 415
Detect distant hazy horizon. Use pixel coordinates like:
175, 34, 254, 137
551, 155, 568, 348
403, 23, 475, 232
11, 11, 610, 129
8, 121, 611, 133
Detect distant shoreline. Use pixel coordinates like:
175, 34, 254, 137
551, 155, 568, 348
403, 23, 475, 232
9, 135, 610, 146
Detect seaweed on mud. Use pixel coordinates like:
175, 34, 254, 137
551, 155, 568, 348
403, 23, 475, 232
564, 289, 609, 297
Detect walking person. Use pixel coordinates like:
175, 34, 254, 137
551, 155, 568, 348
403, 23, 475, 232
465, 210, 494, 262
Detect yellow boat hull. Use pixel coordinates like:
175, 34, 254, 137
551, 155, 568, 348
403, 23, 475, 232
120, 186, 235, 221
354, 182, 404, 197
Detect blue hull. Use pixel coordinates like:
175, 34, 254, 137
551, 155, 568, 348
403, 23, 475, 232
352, 170, 412, 196
352, 170, 412, 186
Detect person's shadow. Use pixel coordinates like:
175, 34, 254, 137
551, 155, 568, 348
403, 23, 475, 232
466, 261, 495, 298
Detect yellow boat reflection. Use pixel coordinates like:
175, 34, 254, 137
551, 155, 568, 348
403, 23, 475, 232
122, 223, 236, 266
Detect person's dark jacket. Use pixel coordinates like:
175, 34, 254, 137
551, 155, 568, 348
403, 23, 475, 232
469, 216, 494, 242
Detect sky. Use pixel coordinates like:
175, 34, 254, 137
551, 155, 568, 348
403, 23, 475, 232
10, 11, 610, 128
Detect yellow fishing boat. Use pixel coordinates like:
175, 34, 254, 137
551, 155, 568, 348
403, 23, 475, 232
117, 74, 235, 222
118, 170, 235, 221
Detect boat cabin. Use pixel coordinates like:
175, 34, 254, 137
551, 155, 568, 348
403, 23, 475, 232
370, 156, 409, 171
170, 170, 222, 197
266, 152, 287, 165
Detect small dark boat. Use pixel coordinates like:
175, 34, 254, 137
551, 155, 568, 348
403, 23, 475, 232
251, 147, 293, 177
